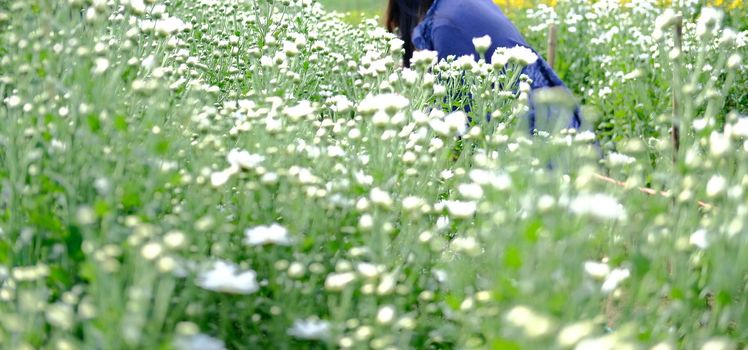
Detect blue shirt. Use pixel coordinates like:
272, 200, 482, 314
412, 0, 581, 130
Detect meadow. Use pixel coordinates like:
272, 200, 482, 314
1, 0, 747, 349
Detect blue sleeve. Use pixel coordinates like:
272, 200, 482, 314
432, 24, 478, 61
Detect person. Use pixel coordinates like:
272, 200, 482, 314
385, 0, 582, 132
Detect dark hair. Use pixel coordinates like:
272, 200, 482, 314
385, 0, 435, 67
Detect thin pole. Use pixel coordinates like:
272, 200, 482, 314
547, 23, 558, 69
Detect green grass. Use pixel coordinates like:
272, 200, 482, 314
318, 0, 383, 22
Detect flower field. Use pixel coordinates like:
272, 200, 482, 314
1, 0, 747, 349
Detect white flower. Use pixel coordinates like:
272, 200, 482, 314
197, 260, 259, 294
451, 236, 480, 255
601, 267, 630, 293
458, 183, 484, 200
583, 261, 610, 279
444, 111, 469, 136
537, 195, 555, 211
244, 223, 293, 246
689, 229, 709, 249
727, 53, 742, 70
173, 334, 226, 350
706, 175, 727, 197
454, 55, 478, 71
606, 152, 635, 166
731, 118, 748, 137
126, 0, 146, 14
570, 193, 626, 220
505, 305, 554, 338
472, 35, 492, 54
557, 320, 595, 347
507, 45, 538, 65
376, 305, 396, 325
410, 50, 438, 67
155, 17, 186, 36
654, 8, 679, 32
709, 131, 731, 156
491, 47, 510, 67
443, 200, 477, 218
469, 169, 513, 190
284, 100, 315, 120
402, 196, 426, 211
92, 58, 110, 74
327, 95, 353, 113
357, 93, 409, 115
288, 318, 331, 340
227, 149, 265, 169
356, 262, 381, 278
325, 272, 356, 291
695, 7, 723, 39
370, 187, 393, 208
210, 168, 237, 187
701, 338, 735, 350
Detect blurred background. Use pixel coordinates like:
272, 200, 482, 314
318, 0, 744, 23
318, 0, 383, 22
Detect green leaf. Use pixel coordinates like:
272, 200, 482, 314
504, 245, 523, 270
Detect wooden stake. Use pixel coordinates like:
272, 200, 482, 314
671, 17, 683, 164
547, 23, 558, 69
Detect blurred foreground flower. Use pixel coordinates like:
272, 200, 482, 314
197, 260, 259, 294
244, 223, 293, 246
287, 318, 331, 340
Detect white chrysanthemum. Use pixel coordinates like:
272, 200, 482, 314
583, 261, 610, 279
689, 229, 709, 249
328, 95, 353, 113
472, 35, 492, 53
491, 47, 510, 67
325, 272, 356, 291
173, 334, 226, 350
410, 50, 439, 67
443, 200, 477, 218
288, 318, 331, 340
356, 262, 381, 278
210, 168, 237, 187
155, 17, 186, 36
557, 320, 595, 347
654, 8, 679, 32
284, 100, 315, 120
706, 175, 727, 197
709, 131, 731, 156
451, 236, 480, 255
458, 183, 484, 200
570, 193, 626, 220
370, 187, 393, 208
227, 149, 265, 169
601, 267, 630, 293
607, 152, 636, 166
507, 45, 538, 65
244, 223, 293, 246
376, 305, 396, 325
701, 338, 735, 350
444, 111, 469, 136
727, 53, 742, 70
357, 93, 409, 114
695, 7, 723, 39
196, 260, 259, 294
402, 196, 426, 211
731, 118, 748, 137
454, 55, 478, 71
505, 305, 554, 338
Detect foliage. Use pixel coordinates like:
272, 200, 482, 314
0, 0, 747, 349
